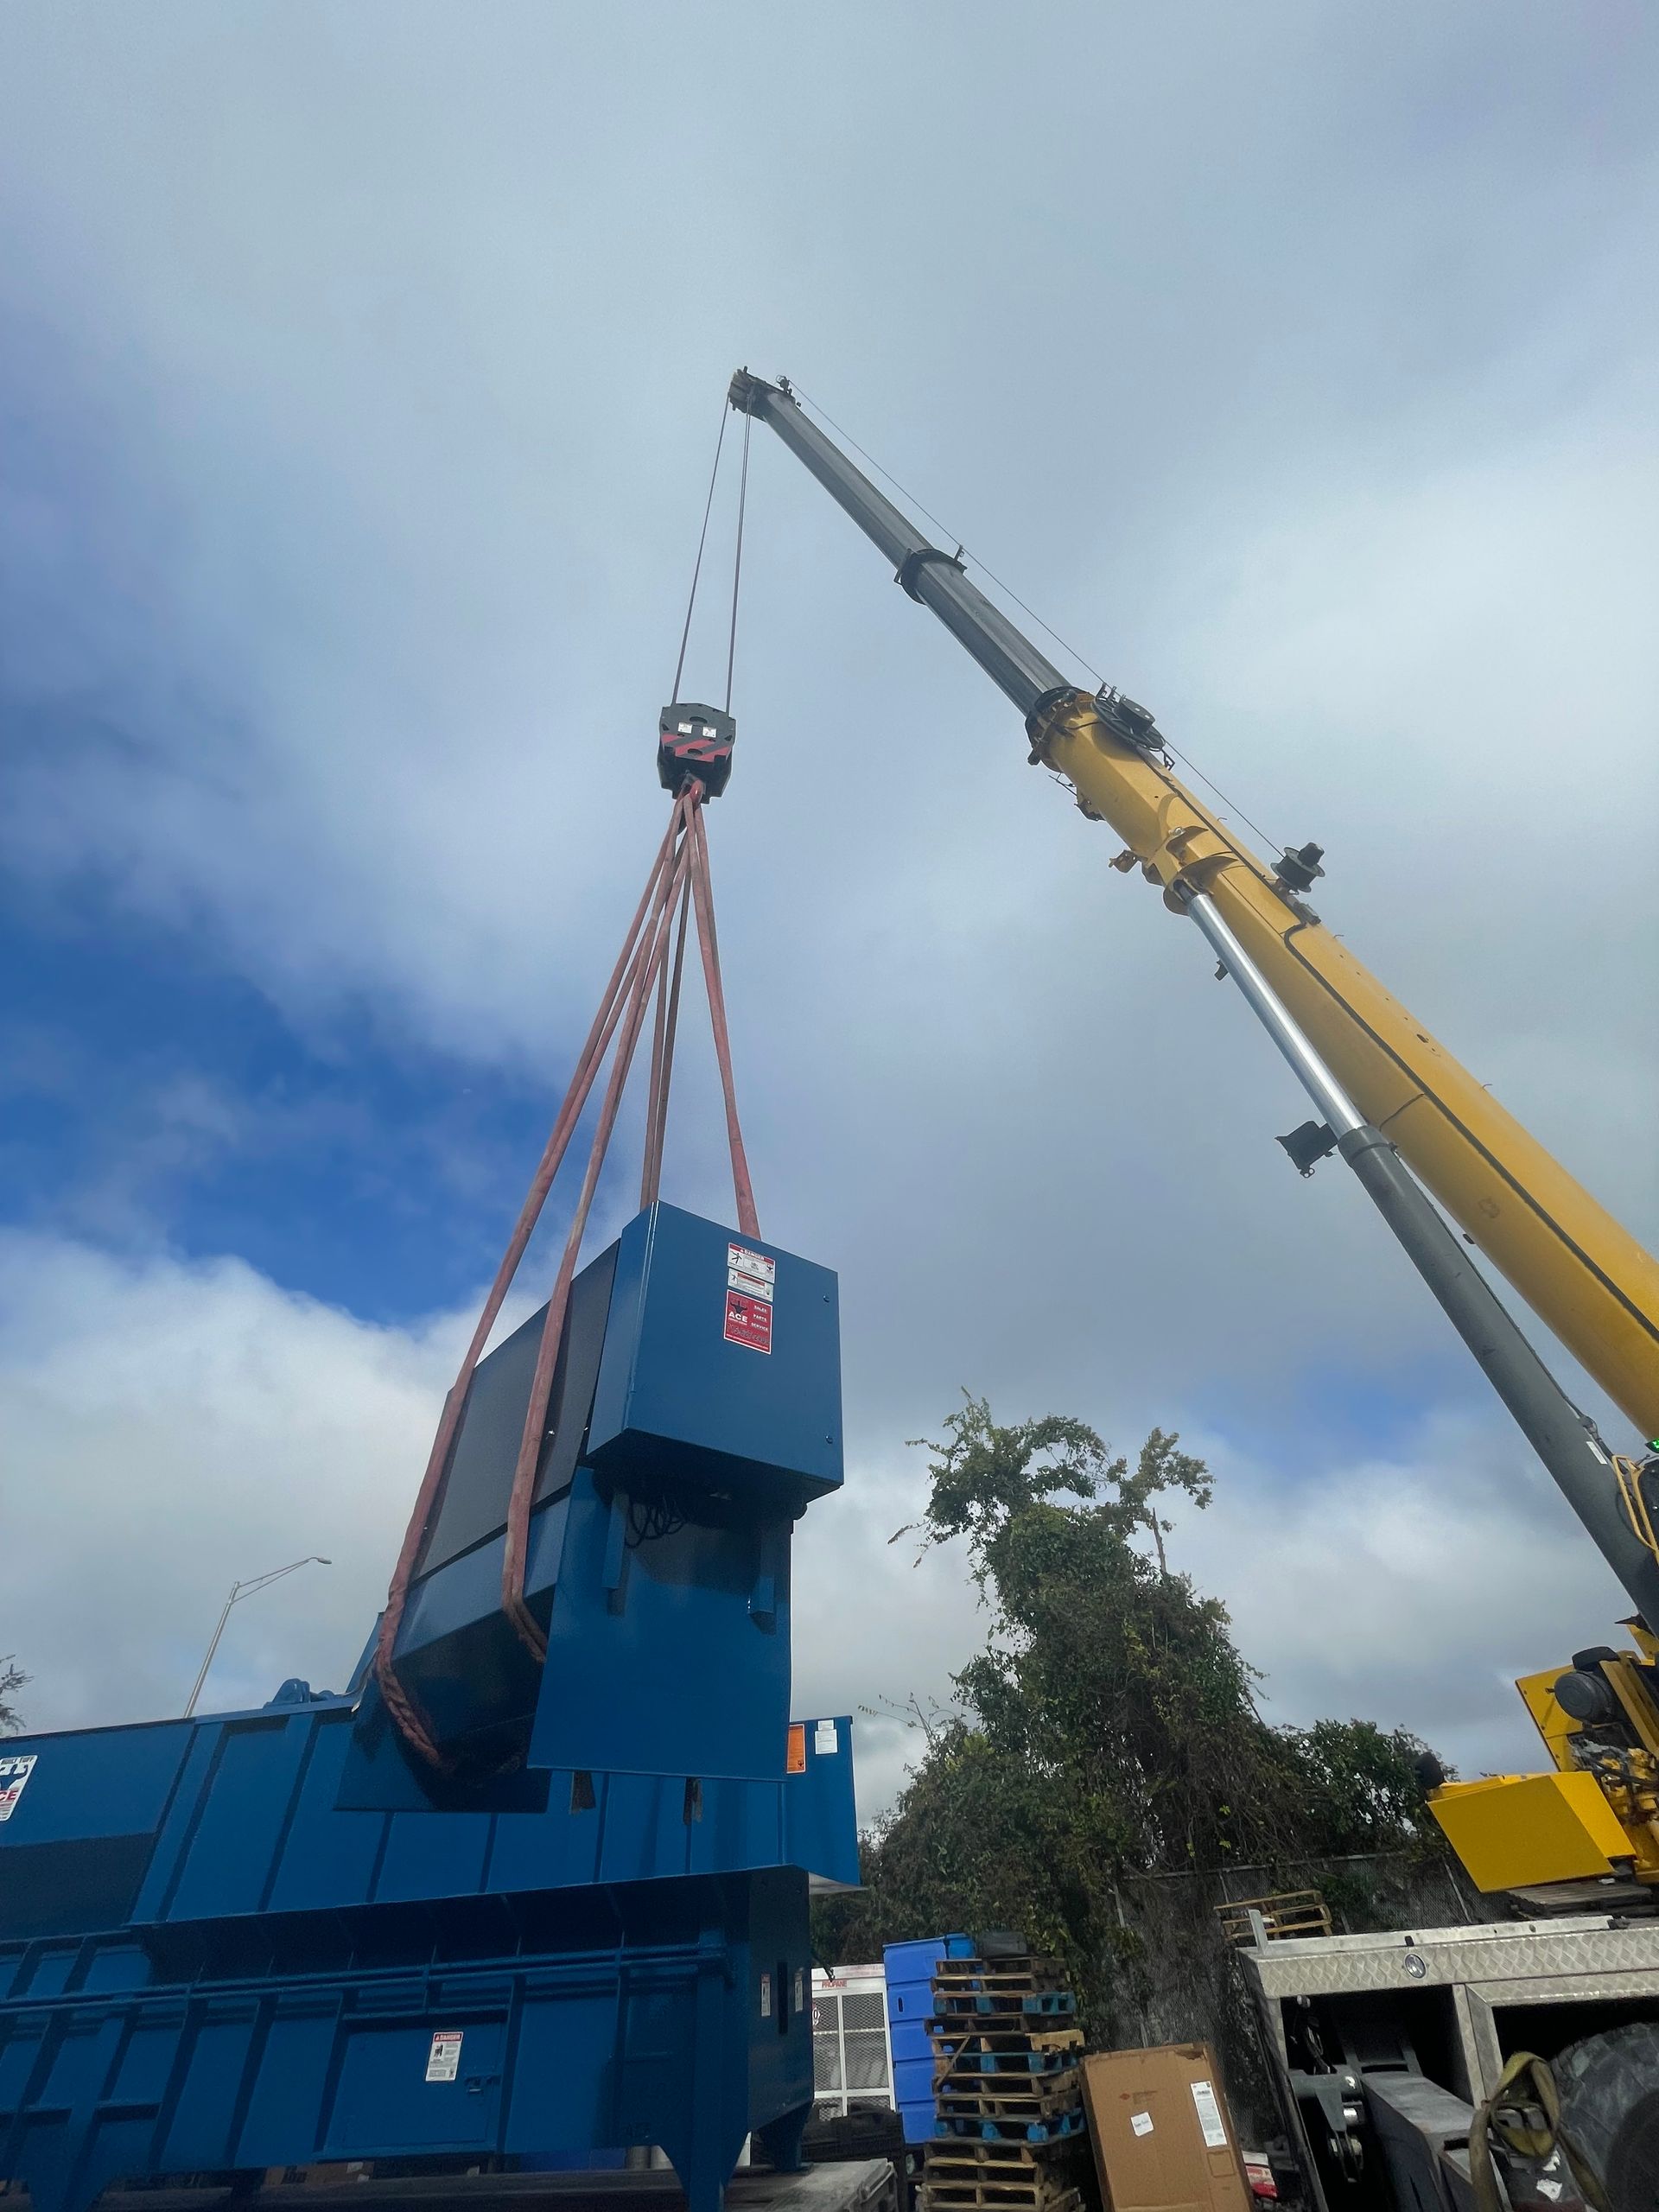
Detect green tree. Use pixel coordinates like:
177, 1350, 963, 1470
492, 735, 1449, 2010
816, 1397, 1445, 1995
1281, 1716, 1443, 1855
0, 1656, 28, 1736
903, 1401, 1211, 1581
905, 1394, 1306, 1875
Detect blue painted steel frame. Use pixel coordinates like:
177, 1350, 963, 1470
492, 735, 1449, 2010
0, 1695, 860, 2212
368, 1205, 843, 1794
2, 1205, 860, 2212
2, 1866, 812, 2212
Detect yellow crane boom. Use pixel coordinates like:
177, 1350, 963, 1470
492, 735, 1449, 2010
1028, 686, 1659, 1442
730, 369, 1659, 1445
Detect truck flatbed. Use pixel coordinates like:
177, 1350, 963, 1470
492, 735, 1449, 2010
1241, 1911, 1659, 2211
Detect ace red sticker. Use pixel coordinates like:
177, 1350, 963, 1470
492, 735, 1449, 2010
724, 1287, 772, 1353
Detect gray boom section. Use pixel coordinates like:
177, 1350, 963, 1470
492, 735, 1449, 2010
1338, 1122, 1659, 1624
729, 372, 1067, 715
1186, 889, 1659, 1626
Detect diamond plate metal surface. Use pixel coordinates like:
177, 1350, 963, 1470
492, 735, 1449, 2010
1243, 1913, 1659, 2000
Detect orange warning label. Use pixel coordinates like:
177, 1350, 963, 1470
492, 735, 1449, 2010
786, 1723, 807, 1774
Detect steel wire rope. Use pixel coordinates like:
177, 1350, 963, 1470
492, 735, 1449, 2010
725, 408, 751, 713
786, 381, 1293, 861
671, 401, 729, 701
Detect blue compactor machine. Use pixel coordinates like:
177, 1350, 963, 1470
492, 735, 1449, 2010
0, 1202, 861, 2212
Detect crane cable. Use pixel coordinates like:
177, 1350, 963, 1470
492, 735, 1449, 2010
786, 382, 1293, 862
671, 400, 728, 702
724, 407, 751, 714
375, 436, 759, 1772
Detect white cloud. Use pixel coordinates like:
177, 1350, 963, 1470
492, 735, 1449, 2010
2, 6, 1657, 1832
1177, 1407, 1635, 1782
0, 1231, 458, 1729
1, 1230, 1634, 1826
3, 3, 1654, 1440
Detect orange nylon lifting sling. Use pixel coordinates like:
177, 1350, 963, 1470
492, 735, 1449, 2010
373, 774, 759, 1771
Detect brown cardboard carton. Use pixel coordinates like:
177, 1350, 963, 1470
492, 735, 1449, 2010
1081, 2042, 1252, 2212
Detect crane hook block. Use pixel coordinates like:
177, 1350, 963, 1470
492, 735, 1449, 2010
658, 701, 735, 798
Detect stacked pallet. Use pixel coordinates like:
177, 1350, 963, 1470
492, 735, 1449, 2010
920, 1953, 1087, 2212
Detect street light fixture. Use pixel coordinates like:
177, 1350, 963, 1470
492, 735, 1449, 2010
183, 1555, 333, 1718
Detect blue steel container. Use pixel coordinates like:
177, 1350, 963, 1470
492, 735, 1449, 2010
1, 1859, 811, 2212
360, 1204, 842, 1796
0, 1207, 859, 2212
0, 1690, 861, 2212
0, 1695, 859, 1940
586, 1205, 842, 1501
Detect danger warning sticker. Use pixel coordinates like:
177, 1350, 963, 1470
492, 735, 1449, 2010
0, 1754, 35, 1822
727, 1243, 774, 1299
426, 2030, 463, 2083
725, 1288, 772, 1353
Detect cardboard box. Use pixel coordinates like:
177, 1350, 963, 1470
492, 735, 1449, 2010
1081, 2042, 1252, 2212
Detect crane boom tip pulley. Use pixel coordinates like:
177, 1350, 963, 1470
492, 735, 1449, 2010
728, 366, 791, 416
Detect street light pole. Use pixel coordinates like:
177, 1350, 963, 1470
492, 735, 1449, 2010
183, 1555, 332, 1718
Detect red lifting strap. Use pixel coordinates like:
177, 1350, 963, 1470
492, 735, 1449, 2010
374, 779, 759, 1771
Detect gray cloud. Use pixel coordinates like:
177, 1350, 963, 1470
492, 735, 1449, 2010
2, 3, 1657, 1814
0, 1230, 1632, 1827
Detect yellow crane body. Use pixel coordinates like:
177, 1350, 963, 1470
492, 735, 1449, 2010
1029, 690, 1659, 1444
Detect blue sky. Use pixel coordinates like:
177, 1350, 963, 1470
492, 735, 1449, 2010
0, 876, 563, 1320
3, 1, 1656, 1817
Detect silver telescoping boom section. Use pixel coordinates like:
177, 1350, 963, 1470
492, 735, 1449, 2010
728, 371, 1067, 716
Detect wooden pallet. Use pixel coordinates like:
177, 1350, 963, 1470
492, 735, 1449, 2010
922, 2141, 1087, 2212
930, 1991, 1077, 2020
925, 1959, 1084, 2161
929, 2132, 1084, 2167
923, 2174, 1085, 2209
938, 1964, 1065, 1981
938, 2069, 1081, 2115
931, 1964, 1069, 2000
935, 2037, 1081, 2078
934, 2110, 1085, 2145
922, 2188, 1084, 2212
1214, 1888, 1333, 1945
